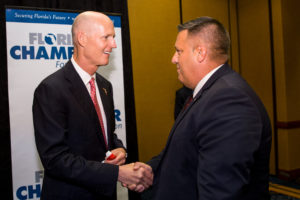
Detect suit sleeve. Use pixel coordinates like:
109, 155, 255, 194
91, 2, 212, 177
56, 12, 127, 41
33, 81, 118, 196
196, 87, 263, 200
147, 150, 164, 173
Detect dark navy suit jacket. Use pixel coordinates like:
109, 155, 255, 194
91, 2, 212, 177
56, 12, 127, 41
148, 64, 272, 200
33, 61, 124, 200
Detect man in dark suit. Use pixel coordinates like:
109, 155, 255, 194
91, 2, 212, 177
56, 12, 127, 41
33, 11, 152, 200
136, 16, 272, 199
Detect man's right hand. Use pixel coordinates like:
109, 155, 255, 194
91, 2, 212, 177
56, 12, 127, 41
118, 162, 153, 192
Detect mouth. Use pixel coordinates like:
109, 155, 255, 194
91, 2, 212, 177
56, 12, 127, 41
104, 51, 111, 55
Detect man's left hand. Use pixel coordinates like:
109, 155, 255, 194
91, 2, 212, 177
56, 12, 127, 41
104, 148, 126, 165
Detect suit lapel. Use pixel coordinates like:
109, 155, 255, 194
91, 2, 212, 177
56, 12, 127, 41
63, 61, 95, 117
96, 74, 113, 149
162, 64, 233, 160
194, 63, 232, 101
174, 64, 231, 128
63, 61, 107, 148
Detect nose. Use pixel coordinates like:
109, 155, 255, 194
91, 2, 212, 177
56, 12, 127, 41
111, 38, 117, 48
171, 52, 178, 64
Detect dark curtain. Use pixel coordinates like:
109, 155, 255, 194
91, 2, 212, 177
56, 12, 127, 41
0, 0, 139, 199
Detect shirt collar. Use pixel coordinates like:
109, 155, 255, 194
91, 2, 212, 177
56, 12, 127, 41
71, 57, 96, 86
193, 64, 223, 98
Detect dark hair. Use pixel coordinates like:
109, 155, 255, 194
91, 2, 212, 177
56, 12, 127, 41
178, 16, 230, 60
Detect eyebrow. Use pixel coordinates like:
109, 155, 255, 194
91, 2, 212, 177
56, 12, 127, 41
175, 46, 183, 52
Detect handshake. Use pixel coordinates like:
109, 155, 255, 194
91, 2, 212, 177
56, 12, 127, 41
118, 162, 153, 192
104, 148, 153, 193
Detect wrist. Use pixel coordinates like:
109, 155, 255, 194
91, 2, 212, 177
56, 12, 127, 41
118, 165, 125, 182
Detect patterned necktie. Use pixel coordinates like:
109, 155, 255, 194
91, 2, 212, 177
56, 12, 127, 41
89, 78, 108, 149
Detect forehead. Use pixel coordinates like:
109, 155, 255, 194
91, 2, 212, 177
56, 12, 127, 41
85, 17, 115, 36
101, 18, 114, 29
177, 30, 187, 40
175, 30, 189, 46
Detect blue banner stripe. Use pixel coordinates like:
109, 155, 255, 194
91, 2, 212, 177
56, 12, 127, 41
5, 8, 121, 27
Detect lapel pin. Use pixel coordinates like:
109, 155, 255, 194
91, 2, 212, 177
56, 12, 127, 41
102, 88, 108, 95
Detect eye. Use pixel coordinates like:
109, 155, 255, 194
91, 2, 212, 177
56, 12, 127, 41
101, 35, 110, 40
177, 49, 183, 55
102, 35, 115, 41
175, 47, 182, 55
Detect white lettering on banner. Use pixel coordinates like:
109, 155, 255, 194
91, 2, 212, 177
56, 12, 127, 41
52, 14, 66, 20
34, 14, 51, 20
14, 12, 33, 19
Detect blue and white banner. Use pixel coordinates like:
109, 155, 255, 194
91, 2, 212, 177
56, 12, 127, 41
6, 8, 127, 200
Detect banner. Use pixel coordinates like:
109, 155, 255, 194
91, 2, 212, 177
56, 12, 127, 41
6, 8, 127, 200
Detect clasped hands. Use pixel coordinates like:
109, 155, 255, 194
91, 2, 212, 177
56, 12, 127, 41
118, 162, 153, 192
103, 148, 153, 192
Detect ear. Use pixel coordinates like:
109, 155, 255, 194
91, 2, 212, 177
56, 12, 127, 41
77, 31, 87, 47
195, 46, 206, 63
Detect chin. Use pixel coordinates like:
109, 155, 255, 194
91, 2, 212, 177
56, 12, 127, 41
98, 61, 109, 66
178, 76, 184, 83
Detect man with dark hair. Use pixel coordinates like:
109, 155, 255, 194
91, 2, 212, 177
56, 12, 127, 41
137, 16, 272, 200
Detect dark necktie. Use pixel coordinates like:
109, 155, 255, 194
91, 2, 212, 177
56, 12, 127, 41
89, 78, 108, 149
183, 95, 193, 111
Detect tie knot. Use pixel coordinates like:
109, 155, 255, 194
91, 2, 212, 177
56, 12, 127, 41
187, 96, 193, 104
183, 95, 193, 110
89, 77, 95, 84
89, 77, 96, 88
89, 78, 96, 96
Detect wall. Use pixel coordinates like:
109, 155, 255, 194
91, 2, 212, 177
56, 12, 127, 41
273, 0, 300, 179
127, 0, 181, 161
236, 0, 276, 174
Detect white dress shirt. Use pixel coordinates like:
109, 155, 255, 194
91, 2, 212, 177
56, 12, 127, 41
71, 57, 108, 143
193, 64, 223, 98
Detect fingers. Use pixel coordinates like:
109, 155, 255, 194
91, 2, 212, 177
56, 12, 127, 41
118, 163, 153, 191
127, 184, 137, 191
135, 184, 145, 193
134, 162, 151, 170
134, 162, 153, 174
121, 182, 136, 191
133, 162, 153, 187
118, 162, 153, 193
136, 166, 153, 188
105, 156, 125, 165
104, 148, 126, 165
122, 183, 145, 193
